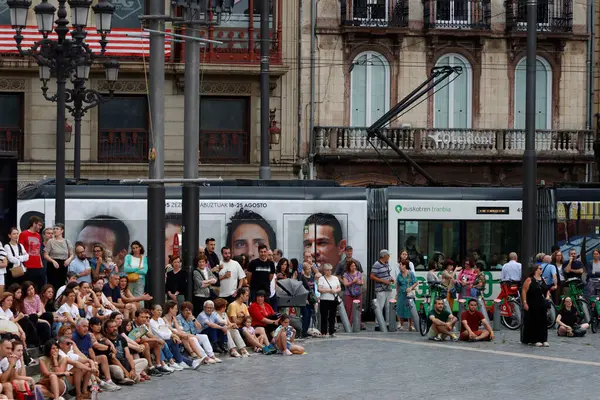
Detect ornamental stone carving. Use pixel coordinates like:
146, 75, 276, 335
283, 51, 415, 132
97, 80, 147, 93
0, 78, 26, 91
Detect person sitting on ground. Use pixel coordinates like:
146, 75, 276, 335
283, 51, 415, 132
213, 298, 249, 358
56, 336, 94, 400
175, 302, 215, 365
91, 287, 118, 319
272, 314, 304, 356
198, 300, 228, 354
118, 276, 152, 316
20, 281, 53, 344
227, 288, 269, 351
148, 304, 186, 371
71, 318, 120, 392
0, 338, 25, 400
130, 309, 172, 375
1, 339, 35, 399
248, 290, 280, 339
161, 301, 203, 369
460, 299, 494, 342
427, 298, 458, 342
556, 297, 589, 337
0, 292, 27, 346
57, 288, 84, 326
241, 316, 270, 352
103, 319, 145, 385
117, 318, 150, 382
38, 339, 73, 400
103, 273, 135, 320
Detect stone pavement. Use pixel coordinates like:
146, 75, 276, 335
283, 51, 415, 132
99, 329, 600, 400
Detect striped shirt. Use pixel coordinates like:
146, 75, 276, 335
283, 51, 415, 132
371, 261, 392, 292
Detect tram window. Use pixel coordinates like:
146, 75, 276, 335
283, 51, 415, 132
465, 221, 521, 271
397, 221, 460, 271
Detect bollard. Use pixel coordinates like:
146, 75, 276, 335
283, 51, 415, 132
337, 299, 352, 333
493, 298, 502, 331
352, 300, 361, 332
388, 299, 398, 332
476, 297, 491, 325
458, 299, 466, 317
408, 298, 420, 327
372, 298, 388, 333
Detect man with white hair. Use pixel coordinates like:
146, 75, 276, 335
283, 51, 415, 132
501, 252, 522, 282
370, 249, 394, 329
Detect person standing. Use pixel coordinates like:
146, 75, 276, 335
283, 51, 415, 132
43, 224, 74, 290
4, 228, 25, 291
370, 249, 394, 330
123, 241, 148, 301
317, 264, 341, 337
246, 244, 275, 303
396, 260, 418, 331
521, 265, 549, 347
218, 246, 246, 305
18, 216, 44, 290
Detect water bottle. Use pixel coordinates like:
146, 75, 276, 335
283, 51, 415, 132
91, 380, 99, 400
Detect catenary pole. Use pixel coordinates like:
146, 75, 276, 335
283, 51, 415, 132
147, 0, 166, 306
183, 5, 201, 301
522, 0, 538, 270
259, 0, 271, 179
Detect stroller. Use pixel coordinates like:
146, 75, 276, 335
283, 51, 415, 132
276, 279, 309, 332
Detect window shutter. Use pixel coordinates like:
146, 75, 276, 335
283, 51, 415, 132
452, 58, 469, 128
535, 59, 549, 130
351, 56, 368, 127
434, 56, 450, 129
514, 62, 527, 130
370, 56, 386, 124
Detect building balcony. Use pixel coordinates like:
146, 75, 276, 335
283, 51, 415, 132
313, 126, 594, 161
0, 127, 23, 161
505, 0, 572, 33
341, 0, 409, 28
423, 0, 491, 30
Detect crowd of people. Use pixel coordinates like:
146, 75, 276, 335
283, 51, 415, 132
0, 214, 594, 399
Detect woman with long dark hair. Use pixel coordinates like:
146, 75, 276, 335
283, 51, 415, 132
521, 264, 549, 347
123, 241, 148, 303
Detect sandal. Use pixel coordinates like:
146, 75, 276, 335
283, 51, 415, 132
230, 350, 242, 358
253, 347, 262, 353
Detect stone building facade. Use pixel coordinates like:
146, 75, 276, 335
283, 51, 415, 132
0, 0, 301, 187
306, 0, 594, 186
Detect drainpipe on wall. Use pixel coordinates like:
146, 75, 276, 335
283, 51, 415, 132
308, 0, 317, 180
297, 0, 303, 174
586, 0, 595, 182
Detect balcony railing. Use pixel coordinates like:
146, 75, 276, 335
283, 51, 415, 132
341, 0, 409, 28
98, 129, 149, 163
423, 0, 491, 30
313, 127, 593, 157
200, 131, 249, 164
505, 0, 572, 33
0, 127, 23, 161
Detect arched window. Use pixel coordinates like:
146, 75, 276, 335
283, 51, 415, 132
350, 52, 390, 127
514, 56, 552, 130
433, 53, 472, 129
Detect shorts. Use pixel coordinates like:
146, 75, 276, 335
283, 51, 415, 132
460, 330, 490, 341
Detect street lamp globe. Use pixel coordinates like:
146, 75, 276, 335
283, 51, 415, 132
6, 0, 31, 30
76, 62, 91, 80
39, 65, 51, 81
33, 0, 56, 36
92, 0, 115, 35
104, 59, 119, 83
68, 0, 93, 28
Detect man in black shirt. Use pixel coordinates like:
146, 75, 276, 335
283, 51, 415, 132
246, 244, 275, 302
104, 319, 137, 385
205, 237, 221, 287
102, 272, 135, 319
564, 248, 585, 280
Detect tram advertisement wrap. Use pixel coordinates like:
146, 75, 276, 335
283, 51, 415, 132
413, 271, 503, 306
17, 199, 368, 268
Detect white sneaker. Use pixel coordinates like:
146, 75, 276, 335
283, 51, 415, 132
191, 359, 202, 370
178, 361, 191, 369
212, 357, 222, 363
206, 358, 217, 364
172, 363, 184, 371
100, 381, 120, 392
163, 364, 175, 372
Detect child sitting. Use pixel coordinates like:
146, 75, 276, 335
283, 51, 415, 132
241, 316, 269, 353
272, 314, 304, 356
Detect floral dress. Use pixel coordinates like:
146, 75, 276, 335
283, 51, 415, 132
396, 271, 416, 319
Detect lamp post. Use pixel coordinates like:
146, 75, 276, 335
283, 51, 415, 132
7, 0, 116, 223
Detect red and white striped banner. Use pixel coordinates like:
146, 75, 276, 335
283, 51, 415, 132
0, 27, 171, 57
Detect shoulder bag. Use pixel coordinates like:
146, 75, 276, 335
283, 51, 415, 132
7, 244, 26, 278
127, 256, 143, 283
324, 276, 342, 304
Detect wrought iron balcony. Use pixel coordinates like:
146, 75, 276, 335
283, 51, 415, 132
341, 0, 409, 28
0, 128, 23, 161
98, 129, 149, 163
313, 127, 593, 159
199, 131, 249, 164
423, 0, 491, 30
505, 0, 572, 33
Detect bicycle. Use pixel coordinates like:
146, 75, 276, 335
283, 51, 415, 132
496, 280, 523, 330
418, 282, 450, 336
554, 277, 592, 324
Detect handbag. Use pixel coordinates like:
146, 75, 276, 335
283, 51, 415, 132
323, 276, 342, 304
127, 273, 140, 283
7, 244, 26, 278
344, 273, 362, 297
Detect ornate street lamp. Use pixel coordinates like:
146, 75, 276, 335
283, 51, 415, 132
7, 0, 117, 223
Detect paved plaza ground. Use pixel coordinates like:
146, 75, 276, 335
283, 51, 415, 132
100, 327, 600, 400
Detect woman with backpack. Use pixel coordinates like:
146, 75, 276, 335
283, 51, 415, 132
342, 260, 363, 330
